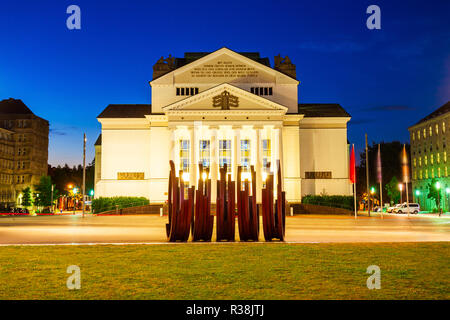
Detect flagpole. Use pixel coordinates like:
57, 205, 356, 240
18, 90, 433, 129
365, 134, 370, 217
378, 144, 383, 219
404, 144, 410, 218
353, 144, 357, 219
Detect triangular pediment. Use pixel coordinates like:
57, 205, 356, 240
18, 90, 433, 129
162, 83, 288, 113
151, 47, 299, 85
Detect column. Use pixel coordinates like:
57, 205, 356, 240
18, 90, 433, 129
210, 126, 218, 202
169, 127, 175, 162
278, 126, 284, 185
255, 126, 262, 202
233, 126, 241, 181
190, 126, 196, 186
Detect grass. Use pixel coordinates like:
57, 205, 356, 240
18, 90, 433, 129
0, 242, 448, 300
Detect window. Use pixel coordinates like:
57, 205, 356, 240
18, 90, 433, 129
446, 166, 448, 177
431, 154, 434, 164
219, 140, 232, 173
431, 168, 435, 178
424, 156, 427, 165
199, 140, 210, 169
443, 122, 446, 133
418, 130, 421, 140
425, 169, 428, 179
438, 153, 440, 163
176, 87, 199, 96
414, 170, 417, 180
412, 132, 415, 141
438, 167, 441, 178
262, 139, 271, 170
240, 139, 251, 170
445, 151, 447, 163
179, 140, 190, 172
250, 87, 273, 96
423, 128, 426, 138
436, 124, 439, 135
429, 126, 432, 136
420, 170, 423, 179
413, 158, 416, 167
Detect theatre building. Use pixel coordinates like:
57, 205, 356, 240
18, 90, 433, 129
95, 48, 352, 204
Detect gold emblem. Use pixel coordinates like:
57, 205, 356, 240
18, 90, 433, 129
212, 91, 239, 110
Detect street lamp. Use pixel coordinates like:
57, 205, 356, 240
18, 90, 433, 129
398, 183, 403, 204
436, 181, 441, 216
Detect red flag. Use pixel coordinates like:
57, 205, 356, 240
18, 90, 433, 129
376, 144, 382, 183
402, 144, 409, 183
349, 144, 356, 183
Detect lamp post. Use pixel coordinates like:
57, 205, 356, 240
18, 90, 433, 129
415, 190, 420, 208
370, 186, 375, 211
436, 181, 441, 216
399, 183, 403, 204
73, 187, 78, 215
445, 187, 450, 211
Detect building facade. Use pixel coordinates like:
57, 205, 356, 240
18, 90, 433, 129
0, 98, 49, 209
95, 48, 352, 204
409, 101, 450, 210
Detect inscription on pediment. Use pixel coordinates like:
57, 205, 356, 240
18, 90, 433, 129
190, 60, 258, 78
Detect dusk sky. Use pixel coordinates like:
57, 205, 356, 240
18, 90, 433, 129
1, 0, 449, 166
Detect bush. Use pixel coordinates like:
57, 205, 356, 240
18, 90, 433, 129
301, 195, 354, 211
92, 197, 149, 213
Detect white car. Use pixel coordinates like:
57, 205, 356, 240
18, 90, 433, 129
393, 203, 420, 214
387, 204, 401, 213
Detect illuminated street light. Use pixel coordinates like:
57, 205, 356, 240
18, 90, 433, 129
181, 172, 190, 182
90, 189, 94, 196
262, 171, 267, 183
415, 190, 420, 196
370, 186, 375, 194
398, 183, 403, 191
436, 181, 441, 189
73, 187, 78, 194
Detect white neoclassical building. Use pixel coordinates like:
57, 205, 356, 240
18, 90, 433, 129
94, 48, 352, 204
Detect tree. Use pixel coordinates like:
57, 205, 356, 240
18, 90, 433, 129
22, 187, 33, 208
426, 178, 441, 209
385, 176, 400, 204
33, 176, 58, 207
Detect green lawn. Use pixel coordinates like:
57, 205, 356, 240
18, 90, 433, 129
0, 242, 448, 300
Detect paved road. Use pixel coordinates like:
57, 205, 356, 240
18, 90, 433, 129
0, 214, 449, 245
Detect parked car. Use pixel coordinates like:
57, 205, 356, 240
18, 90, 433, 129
373, 206, 382, 212
387, 204, 401, 213
393, 203, 420, 214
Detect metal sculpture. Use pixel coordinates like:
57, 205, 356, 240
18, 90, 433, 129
237, 165, 259, 241
216, 164, 236, 241
191, 164, 214, 241
261, 160, 286, 241
166, 160, 194, 242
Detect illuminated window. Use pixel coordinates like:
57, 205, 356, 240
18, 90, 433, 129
219, 139, 232, 173
424, 156, 428, 165
446, 166, 448, 177
419, 157, 422, 166
431, 154, 434, 164
413, 158, 416, 167
436, 124, 439, 134
419, 170, 423, 179
418, 130, 421, 140
262, 139, 271, 170
199, 140, 210, 169
437, 153, 440, 163
445, 151, 447, 163
431, 168, 435, 178
443, 122, 446, 133
240, 139, 251, 170
425, 169, 428, 179
438, 167, 441, 178
414, 170, 417, 180
429, 126, 432, 136
423, 128, 426, 138
179, 140, 190, 172
412, 132, 415, 141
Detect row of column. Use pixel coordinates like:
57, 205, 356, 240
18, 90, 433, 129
169, 124, 283, 201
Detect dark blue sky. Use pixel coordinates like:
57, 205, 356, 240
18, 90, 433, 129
1, 0, 449, 166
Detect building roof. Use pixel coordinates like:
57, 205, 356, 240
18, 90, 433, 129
297, 103, 351, 118
94, 134, 102, 146
0, 98, 34, 114
97, 104, 151, 118
413, 101, 450, 126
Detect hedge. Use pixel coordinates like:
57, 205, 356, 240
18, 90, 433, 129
301, 195, 354, 211
92, 197, 150, 213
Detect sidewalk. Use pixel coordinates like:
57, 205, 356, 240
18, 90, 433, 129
359, 210, 450, 218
